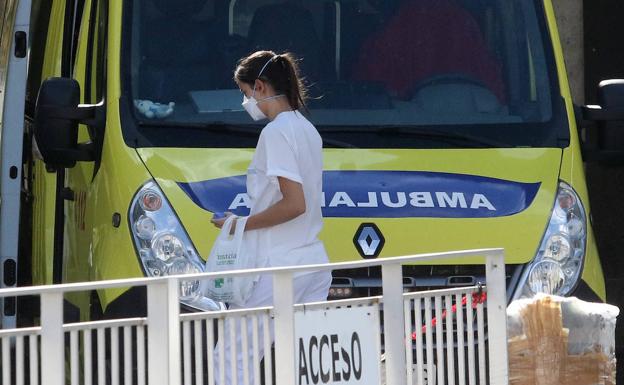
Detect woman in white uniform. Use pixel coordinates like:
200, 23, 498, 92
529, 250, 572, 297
211, 50, 332, 385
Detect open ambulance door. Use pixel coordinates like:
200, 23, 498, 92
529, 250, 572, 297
0, 0, 31, 329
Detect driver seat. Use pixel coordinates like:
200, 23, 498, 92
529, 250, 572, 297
352, 0, 505, 102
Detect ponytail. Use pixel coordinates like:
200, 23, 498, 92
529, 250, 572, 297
274, 53, 308, 111
234, 50, 308, 111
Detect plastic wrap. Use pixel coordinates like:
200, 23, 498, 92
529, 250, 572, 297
507, 294, 619, 385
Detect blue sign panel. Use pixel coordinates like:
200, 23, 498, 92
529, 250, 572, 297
177, 171, 541, 218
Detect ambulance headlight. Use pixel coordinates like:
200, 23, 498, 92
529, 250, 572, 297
527, 260, 565, 295
167, 258, 203, 301
515, 182, 587, 298
543, 233, 571, 262
130, 181, 220, 310
135, 216, 156, 240
152, 233, 185, 261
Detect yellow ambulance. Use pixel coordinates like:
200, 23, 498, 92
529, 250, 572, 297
2, 0, 624, 328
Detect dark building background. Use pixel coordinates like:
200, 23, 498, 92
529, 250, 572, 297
584, 1, 624, 383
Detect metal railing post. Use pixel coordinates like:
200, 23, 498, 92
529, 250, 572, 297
147, 278, 181, 385
382, 263, 407, 385
272, 271, 295, 385
40, 291, 64, 385
485, 250, 509, 385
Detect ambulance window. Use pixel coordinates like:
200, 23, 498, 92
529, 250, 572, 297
122, 0, 566, 149
130, 0, 223, 102
69, 1, 87, 75
60, 0, 87, 78
57, 0, 88, 78
85, 0, 107, 103
27, 0, 85, 115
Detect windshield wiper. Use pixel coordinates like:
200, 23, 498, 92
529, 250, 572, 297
138, 121, 358, 148
318, 126, 510, 148
321, 137, 359, 148
138, 120, 262, 136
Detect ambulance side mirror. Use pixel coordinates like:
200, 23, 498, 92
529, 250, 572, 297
34, 77, 99, 170
580, 79, 624, 164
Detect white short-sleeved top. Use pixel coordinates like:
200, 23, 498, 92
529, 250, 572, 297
245, 110, 328, 271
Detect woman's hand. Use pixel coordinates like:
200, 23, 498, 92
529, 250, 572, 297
211, 212, 236, 233
210, 177, 305, 233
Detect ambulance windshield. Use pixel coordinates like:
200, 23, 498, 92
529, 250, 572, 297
123, 0, 568, 148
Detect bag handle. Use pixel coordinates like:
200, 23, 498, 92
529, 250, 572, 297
218, 215, 238, 240
232, 216, 248, 243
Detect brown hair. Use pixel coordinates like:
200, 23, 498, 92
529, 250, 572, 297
234, 50, 308, 111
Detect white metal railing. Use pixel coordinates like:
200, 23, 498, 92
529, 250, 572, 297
404, 286, 487, 385
64, 318, 148, 385
179, 307, 274, 385
0, 248, 508, 385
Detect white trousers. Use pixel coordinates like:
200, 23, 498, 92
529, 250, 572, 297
214, 270, 332, 385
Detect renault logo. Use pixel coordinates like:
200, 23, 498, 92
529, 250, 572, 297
353, 223, 385, 259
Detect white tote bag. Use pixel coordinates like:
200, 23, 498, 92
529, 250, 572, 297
203, 215, 256, 306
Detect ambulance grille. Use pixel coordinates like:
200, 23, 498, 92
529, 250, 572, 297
329, 264, 521, 299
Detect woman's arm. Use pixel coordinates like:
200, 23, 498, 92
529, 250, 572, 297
211, 176, 305, 230
245, 176, 306, 230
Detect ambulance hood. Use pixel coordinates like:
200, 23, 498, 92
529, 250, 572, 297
136, 147, 562, 264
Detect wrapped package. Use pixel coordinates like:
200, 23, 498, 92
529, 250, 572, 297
507, 294, 619, 385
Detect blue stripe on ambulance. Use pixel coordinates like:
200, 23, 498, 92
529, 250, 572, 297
177, 171, 540, 218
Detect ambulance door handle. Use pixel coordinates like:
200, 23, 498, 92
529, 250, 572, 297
14, 31, 26, 58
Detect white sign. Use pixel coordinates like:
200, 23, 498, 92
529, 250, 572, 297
294, 304, 381, 385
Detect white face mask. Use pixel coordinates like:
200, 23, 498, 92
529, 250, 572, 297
242, 92, 267, 121
242, 89, 285, 121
